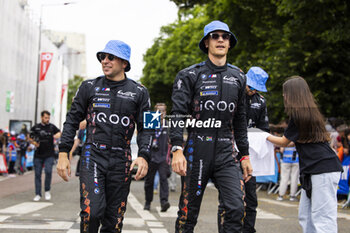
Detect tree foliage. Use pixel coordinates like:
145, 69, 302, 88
142, 0, 350, 123
141, 6, 208, 108
67, 75, 84, 111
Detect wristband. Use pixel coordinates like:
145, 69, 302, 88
240, 156, 250, 162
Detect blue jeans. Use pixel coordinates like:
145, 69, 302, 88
34, 157, 54, 196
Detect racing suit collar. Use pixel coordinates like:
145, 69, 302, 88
205, 58, 227, 72
104, 75, 128, 87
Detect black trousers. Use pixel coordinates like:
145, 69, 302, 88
242, 176, 257, 233
79, 144, 132, 233
175, 134, 245, 233
218, 175, 257, 233
144, 160, 170, 205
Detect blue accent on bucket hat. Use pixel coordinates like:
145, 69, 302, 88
246, 67, 269, 92
199, 20, 238, 54
17, 134, 26, 140
97, 40, 131, 72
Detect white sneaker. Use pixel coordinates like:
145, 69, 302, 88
33, 195, 41, 202
276, 196, 283, 201
45, 191, 51, 201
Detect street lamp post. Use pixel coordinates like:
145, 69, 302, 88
33, 2, 76, 124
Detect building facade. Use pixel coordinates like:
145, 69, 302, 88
0, 0, 86, 131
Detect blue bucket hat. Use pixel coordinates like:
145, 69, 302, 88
97, 40, 131, 72
246, 67, 269, 92
199, 20, 238, 54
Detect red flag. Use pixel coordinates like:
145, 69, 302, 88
61, 84, 68, 103
39, 52, 53, 82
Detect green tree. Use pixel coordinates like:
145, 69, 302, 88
141, 6, 208, 109
67, 75, 84, 111
143, 0, 350, 122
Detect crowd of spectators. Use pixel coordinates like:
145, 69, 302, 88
1, 116, 349, 206
0, 126, 60, 177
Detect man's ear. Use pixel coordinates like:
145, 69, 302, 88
123, 60, 128, 69
204, 38, 209, 48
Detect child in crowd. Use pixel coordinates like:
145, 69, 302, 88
6, 136, 17, 174
277, 146, 299, 201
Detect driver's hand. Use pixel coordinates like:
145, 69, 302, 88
130, 157, 148, 180
241, 157, 253, 182
57, 152, 71, 182
172, 150, 187, 176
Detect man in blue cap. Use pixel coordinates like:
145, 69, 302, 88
243, 66, 269, 232
170, 20, 252, 232
57, 40, 152, 232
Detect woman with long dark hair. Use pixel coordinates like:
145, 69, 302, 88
267, 76, 342, 233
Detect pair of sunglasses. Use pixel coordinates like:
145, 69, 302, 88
98, 53, 117, 61
248, 86, 256, 91
209, 32, 231, 40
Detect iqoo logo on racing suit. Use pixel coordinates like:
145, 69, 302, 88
199, 100, 235, 112
92, 112, 130, 126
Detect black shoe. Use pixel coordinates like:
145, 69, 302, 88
144, 202, 150, 211
161, 202, 170, 212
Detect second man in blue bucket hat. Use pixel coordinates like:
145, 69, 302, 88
243, 66, 270, 233
170, 20, 252, 232
57, 40, 153, 232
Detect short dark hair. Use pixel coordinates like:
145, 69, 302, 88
41, 110, 51, 117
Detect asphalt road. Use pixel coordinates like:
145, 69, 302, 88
0, 156, 350, 233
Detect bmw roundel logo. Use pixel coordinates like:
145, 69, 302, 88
94, 188, 100, 194
201, 74, 206, 79
196, 190, 201, 196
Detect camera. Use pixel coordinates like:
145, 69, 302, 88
151, 139, 159, 151
29, 132, 40, 144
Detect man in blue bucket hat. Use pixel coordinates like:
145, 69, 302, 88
243, 66, 269, 232
245, 67, 269, 131
218, 66, 269, 232
57, 40, 153, 232
170, 20, 252, 232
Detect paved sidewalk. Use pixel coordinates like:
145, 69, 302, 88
0, 156, 79, 198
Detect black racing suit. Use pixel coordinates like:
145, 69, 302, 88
246, 93, 269, 132
242, 92, 269, 233
170, 59, 249, 233
59, 76, 152, 233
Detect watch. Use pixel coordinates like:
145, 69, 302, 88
171, 145, 183, 152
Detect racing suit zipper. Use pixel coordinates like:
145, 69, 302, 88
213, 72, 223, 167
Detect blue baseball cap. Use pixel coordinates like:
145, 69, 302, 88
199, 20, 238, 54
97, 40, 131, 72
246, 67, 269, 92
17, 134, 26, 140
